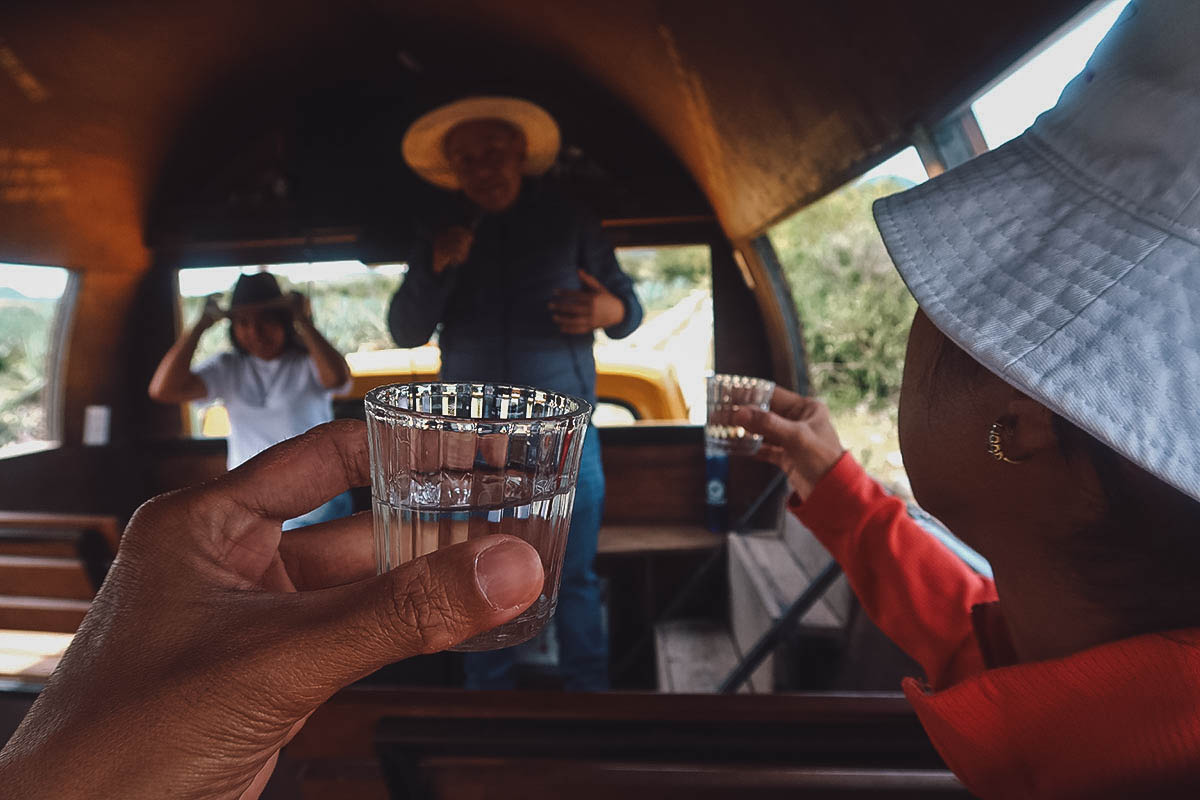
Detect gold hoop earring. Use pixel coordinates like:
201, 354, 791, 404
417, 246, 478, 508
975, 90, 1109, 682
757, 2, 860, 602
987, 421, 1027, 464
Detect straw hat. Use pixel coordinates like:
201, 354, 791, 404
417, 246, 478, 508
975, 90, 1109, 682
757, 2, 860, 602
874, 0, 1200, 501
401, 96, 561, 190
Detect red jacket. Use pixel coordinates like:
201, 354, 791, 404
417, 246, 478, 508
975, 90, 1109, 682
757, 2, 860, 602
792, 453, 1200, 798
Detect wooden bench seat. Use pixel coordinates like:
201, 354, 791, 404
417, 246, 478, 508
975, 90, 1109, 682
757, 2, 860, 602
0, 556, 95, 600
0, 596, 90, 634
0, 513, 117, 641
0, 512, 120, 554
286, 688, 967, 799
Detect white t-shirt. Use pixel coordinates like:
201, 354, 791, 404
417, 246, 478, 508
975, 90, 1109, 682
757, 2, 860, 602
194, 350, 348, 470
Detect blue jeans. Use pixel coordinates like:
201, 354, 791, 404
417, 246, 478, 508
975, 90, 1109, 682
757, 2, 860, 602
282, 491, 354, 531
464, 426, 609, 691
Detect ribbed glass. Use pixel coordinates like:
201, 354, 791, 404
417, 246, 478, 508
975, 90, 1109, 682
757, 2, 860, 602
705, 374, 775, 455
365, 382, 591, 651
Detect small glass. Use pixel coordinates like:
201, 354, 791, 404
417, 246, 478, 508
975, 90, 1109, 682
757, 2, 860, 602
365, 382, 592, 651
705, 374, 775, 455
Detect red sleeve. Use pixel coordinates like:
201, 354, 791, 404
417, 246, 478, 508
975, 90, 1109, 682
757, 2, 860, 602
790, 453, 997, 689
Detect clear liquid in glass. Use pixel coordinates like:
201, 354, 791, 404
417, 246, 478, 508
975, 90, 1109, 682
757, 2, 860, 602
372, 485, 576, 651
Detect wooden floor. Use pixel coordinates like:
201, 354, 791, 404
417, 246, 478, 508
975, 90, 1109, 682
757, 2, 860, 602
0, 629, 72, 683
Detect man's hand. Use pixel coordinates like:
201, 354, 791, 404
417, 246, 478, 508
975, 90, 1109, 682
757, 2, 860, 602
432, 225, 475, 274
734, 387, 846, 502
549, 270, 625, 335
0, 421, 544, 800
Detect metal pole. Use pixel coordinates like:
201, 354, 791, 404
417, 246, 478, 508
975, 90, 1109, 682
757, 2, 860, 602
717, 560, 843, 694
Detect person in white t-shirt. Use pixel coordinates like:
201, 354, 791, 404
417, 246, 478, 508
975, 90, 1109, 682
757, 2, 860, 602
149, 272, 354, 529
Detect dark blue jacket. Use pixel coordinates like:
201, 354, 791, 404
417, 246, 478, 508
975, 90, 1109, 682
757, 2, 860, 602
387, 183, 643, 405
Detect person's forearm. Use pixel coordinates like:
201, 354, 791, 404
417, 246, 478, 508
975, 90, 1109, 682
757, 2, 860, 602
148, 324, 205, 402
295, 321, 350, 390
388, 248, 456, 348
792, 454, 996, 689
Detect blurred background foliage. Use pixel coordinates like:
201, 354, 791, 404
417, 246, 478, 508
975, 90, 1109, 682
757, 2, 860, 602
770, 176, 918, 495
0, 298, 57, 447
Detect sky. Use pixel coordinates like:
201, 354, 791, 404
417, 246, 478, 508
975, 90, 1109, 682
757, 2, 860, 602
861, 0, 1129, 185
2, 0, 1131, 294
0, 263, 69, 299
972, 0, 1130, 149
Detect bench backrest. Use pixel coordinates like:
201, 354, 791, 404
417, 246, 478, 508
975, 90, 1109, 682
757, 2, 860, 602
288, 689, 967, 799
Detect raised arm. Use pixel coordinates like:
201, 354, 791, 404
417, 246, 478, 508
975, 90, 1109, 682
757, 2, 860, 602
737, 389, 996, 689
290, 293, 351, 390
387, 228, 472, 348
148, 297, 219, 404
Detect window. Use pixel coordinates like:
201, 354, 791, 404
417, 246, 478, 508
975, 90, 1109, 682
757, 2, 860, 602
769, 148, 927, 497
177, 261, 406, 437
972, 0, 1130, 149
176, 248, 712, 437
0, 263, 75, 456
600, 244, 712, 426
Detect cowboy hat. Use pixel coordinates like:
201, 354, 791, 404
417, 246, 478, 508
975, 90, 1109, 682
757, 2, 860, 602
873, 0, 1200, 502
226, 272, 291, 314
401, 96, 561, 190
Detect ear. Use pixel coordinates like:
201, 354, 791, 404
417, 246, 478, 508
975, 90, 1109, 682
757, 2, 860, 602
1002, 392, 1058, 460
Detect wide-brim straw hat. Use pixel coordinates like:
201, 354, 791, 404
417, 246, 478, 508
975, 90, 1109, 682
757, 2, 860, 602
401, 96, 561, 190
874, 0, 1200, 502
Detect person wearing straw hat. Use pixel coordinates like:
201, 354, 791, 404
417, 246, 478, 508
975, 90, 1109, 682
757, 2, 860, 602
149, 271, 354, 529
388, 96, 644, 691
732, 1, 1200, 795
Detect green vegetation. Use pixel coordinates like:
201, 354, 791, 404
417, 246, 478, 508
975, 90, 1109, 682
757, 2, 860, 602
616, 245, 710, 316
771, 177, 916, 411
0, 298, 58, 448
769, 176, 918, 495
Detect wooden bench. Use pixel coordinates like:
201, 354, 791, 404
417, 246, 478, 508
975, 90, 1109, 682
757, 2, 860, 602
285, 688, 970, 799
0, 513, 118, 682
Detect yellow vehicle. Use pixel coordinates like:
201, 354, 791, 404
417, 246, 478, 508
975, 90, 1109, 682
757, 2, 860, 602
199, 344, 689, 436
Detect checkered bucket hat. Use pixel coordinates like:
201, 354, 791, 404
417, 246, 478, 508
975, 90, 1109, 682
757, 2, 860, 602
874, 0, 1200, 502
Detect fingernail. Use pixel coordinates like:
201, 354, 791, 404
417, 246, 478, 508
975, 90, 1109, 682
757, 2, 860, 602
474, 540, 541, 610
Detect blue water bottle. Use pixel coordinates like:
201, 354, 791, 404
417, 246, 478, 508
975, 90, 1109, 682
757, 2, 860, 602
705, 443, 730, 532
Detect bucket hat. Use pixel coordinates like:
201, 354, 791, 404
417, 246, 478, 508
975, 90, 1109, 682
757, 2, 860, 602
874, 0, 1200, 502
401, 96, 560, 190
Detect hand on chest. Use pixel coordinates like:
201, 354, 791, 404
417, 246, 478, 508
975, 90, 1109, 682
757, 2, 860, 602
459, 227, 582, 304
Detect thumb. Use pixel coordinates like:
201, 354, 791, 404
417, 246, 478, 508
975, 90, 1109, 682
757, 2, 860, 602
283, 535, 544, 696
577, 269, 605, 292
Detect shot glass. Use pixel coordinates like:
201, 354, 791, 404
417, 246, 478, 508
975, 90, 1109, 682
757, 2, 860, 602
364, 382, 592, 651
705, 374, 775, 455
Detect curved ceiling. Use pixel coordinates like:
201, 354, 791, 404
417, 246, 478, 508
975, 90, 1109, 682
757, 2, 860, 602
1, 0, 1089, 271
